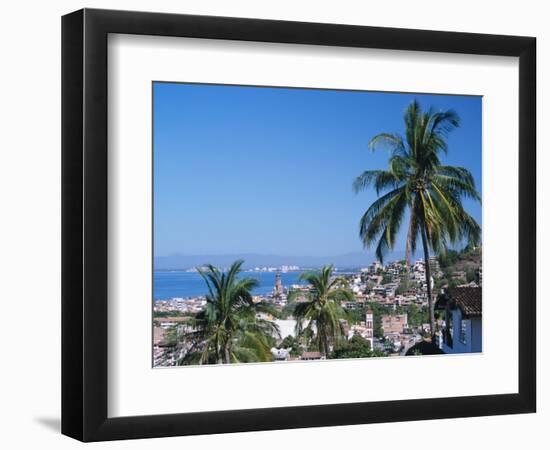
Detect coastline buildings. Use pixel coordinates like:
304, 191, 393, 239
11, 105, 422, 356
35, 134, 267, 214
154, 297, 206, 314
365, 260, 383, 274
153, 252, 482, 365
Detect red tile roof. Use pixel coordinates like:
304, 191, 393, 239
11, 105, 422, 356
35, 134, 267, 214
301, 351, 322, 359
448, 287, 482, 317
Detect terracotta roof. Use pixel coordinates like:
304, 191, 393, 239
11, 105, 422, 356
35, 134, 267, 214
301, 351, 322, 359
447, 287, 482, 317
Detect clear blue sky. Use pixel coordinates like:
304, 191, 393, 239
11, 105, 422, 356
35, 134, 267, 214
153, 82, 482, 258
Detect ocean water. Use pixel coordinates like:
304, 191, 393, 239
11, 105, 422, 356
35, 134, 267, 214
153, 270, 308, 301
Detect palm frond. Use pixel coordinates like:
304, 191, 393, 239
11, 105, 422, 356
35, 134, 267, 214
368, 132, 407, 157
352, 169, 402, 195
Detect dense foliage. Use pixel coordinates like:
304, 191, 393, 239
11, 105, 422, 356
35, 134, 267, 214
330, 334, 386, 359
180, 260, 280, 365
289, 265, 353, 358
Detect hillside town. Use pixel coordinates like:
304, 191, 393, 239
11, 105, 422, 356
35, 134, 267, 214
153, 247, 482, 366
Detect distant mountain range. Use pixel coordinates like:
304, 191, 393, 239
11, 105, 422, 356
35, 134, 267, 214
154, 250, 407, 270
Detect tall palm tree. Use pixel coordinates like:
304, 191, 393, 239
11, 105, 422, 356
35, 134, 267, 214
289, 265, 353, 358
181, 260, 280, 364
353, 100, 481, 337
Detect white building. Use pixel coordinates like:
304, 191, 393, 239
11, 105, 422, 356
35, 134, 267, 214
367, 261, 382, 274
435, 287, 482, 354
365, 310, 374, 349
270, 347, 291, 360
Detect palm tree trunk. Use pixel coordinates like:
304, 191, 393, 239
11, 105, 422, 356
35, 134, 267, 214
224, 342, 231, 364
322, 331, 329, 359
420, 223, 435, 339
216, 335, 223, 364
405, 216, 415, 272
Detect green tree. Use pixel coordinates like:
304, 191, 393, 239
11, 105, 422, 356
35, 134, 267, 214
466, 267, 477, 283
345, 308, 366, 325
438, 249, 459, 268
279, 335, 301, 356
395, 275, 412, 294
331, 334, 376, 359
290, 265, 353, 358
449, 277, 467, 288
163, 326, 179, 347
406, 304, 429, 328
353, 100, 481, 337
381, 274, 394, 284
181, 260, 280, 364
434, 277, 449, 291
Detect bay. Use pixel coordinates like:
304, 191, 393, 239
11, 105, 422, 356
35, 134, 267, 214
153, 270, 309, 301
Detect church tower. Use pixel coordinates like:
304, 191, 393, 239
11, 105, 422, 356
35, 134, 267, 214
365, 310, 374, 350
274, 271, 283, 299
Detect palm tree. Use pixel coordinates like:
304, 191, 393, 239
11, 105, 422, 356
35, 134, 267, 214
289, 265, 353, 358
181, 260, 280, 364
353, 100, 481, 337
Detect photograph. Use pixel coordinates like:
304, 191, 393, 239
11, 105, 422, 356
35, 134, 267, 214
0, 1, 542, 447
152, 83, 483, 367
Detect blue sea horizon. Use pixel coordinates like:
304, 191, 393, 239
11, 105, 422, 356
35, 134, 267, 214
154, 270, 311, 301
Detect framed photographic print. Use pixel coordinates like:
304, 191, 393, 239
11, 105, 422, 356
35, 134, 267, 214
61, 8, 536, 442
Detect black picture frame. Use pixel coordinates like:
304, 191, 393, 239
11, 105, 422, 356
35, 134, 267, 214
62, 8, 536, 442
